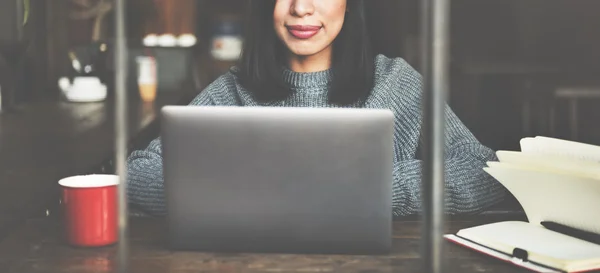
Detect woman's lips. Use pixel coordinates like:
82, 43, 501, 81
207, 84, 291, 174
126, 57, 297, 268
287, 25, 322, 39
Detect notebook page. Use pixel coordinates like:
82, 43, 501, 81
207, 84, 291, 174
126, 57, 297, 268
524, 137, 600, 162
520, 137, 540, 153
484, 163, 600, 234
458, 221, 600, 264
445, 234, 563, 273
495, 151, 600, 180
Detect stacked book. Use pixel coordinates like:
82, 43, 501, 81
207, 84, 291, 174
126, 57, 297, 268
445, 136, 600, 273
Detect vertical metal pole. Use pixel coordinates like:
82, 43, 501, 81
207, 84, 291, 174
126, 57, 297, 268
15, 0, 24, 41
114, 0, 129, 272
421, 0, 449, 272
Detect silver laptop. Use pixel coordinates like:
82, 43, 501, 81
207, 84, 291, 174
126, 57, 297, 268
161, 106, 394, 254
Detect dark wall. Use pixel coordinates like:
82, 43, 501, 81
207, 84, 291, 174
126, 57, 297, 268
35, 0, 600, 148
363, 0, 600, 149
515, 0, 600, 67
0, 0, 49, 103
0, 0, 18, 41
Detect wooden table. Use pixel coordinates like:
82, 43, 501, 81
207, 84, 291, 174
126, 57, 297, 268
0, 214, 531, 273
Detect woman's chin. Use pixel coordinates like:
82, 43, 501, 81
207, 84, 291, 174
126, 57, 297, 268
288, 48, 320, 58
287, 45, 331, 59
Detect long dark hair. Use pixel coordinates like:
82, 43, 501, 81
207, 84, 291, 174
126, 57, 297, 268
237, 0, 374, 106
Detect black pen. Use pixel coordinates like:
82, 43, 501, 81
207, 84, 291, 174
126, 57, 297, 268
541, 221, 600, 245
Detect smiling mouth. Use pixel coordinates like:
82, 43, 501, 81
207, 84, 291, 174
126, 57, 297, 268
286, 25, 322, 39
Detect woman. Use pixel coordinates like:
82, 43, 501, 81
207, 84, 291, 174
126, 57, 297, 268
127, 0, 506, 217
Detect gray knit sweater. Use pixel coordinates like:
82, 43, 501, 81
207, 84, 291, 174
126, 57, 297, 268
126, 54, 506, 217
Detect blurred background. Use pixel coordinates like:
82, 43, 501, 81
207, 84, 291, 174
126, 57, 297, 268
1, 0, 599, 151
1, 0, 598, 239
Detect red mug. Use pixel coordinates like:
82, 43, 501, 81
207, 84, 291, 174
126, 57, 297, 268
59, 174, 119, 247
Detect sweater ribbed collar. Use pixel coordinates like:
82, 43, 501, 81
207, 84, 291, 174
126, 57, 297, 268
279, 66, 333, 89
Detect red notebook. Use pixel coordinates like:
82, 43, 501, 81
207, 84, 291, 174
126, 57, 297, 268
445, 221, 600, 273
446, 136, 600, 273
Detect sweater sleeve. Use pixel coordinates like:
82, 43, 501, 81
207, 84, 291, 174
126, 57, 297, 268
382, 57, 507, 217
126, 81, 218, 215
391, 106, 507, 217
